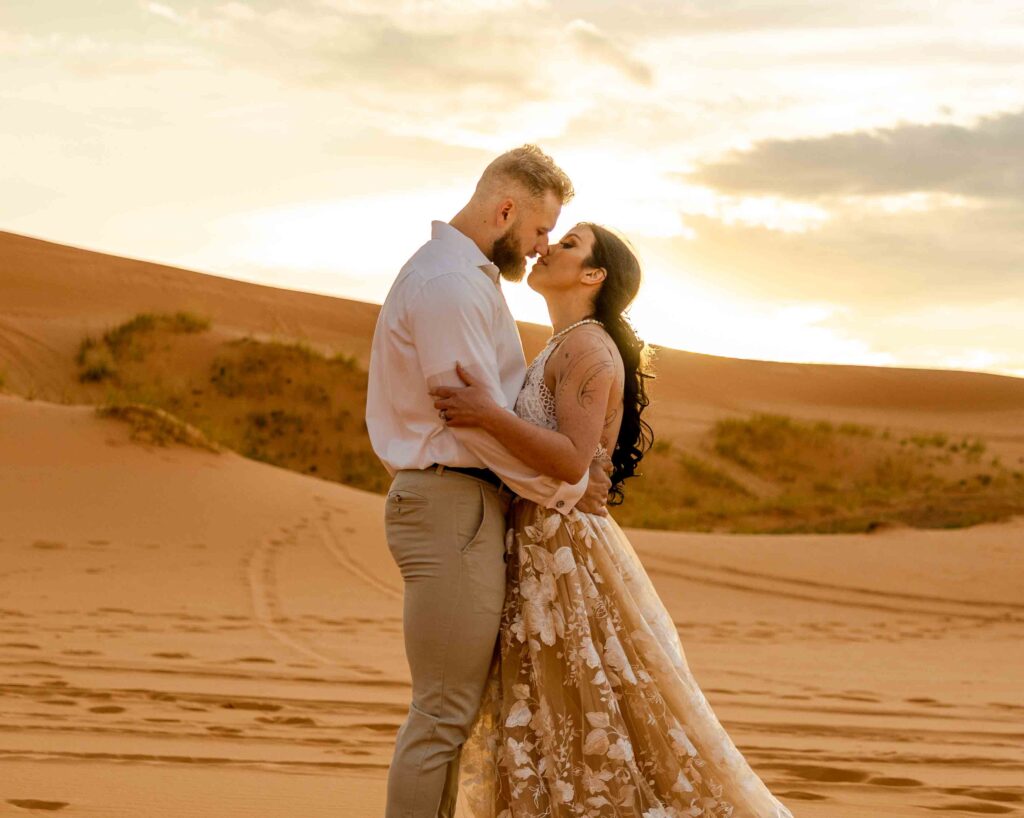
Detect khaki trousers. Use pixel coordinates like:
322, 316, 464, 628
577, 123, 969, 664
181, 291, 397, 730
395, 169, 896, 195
384, 467, 512, 818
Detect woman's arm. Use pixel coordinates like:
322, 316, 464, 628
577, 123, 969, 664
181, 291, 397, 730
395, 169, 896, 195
431, 326, 618, 483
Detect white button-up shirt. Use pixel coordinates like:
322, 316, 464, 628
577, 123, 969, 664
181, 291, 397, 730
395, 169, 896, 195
365, 220, 588, 513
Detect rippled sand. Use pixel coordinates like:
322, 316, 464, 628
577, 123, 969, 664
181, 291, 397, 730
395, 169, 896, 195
2, 393, 1022, 817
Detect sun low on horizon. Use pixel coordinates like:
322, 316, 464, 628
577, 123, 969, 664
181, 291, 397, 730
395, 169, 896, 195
2, 1, 1022, 378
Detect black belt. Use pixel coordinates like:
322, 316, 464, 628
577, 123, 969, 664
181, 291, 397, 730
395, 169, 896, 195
430, 463, 503, 490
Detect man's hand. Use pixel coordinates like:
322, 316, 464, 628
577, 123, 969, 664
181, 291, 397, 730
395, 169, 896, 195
429, 361, 502, 429
576, 454, 613, 516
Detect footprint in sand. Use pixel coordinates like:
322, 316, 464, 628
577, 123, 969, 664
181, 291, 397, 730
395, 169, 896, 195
906, 696, 956, 709
870, 776, 924, 787
0, 642, 40, 650
31, 541, 66, 550
256, 715, 318, 727
776, 791, 827, 801
7, 800, 69, 811
353, 722, 398, 733
774, 763, 871, 784
89, 705, 126, 714
824, 692, 881, 703
221, 700, 281, 712
942, 788, 1023, 806
927, 804, 1015, 814
151, 651, 192, 659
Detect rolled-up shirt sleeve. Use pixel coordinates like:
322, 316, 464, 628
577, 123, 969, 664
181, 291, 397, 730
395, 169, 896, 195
408, 273, 588, 513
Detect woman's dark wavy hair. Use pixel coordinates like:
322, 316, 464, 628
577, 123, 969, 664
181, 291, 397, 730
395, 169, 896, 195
579, 222, 655, 505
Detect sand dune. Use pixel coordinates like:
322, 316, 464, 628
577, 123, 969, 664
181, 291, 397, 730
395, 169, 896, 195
2, 231, 1024, 815
2, 393, 1022, 817
4, 228, 1023, 531
3, 228, 1024, 447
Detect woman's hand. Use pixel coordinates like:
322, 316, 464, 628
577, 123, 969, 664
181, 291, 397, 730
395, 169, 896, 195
429, 362, 502, 429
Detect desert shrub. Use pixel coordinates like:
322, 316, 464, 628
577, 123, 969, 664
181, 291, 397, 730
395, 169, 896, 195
712, 412, 835, 478
909, 433, 948, 448
331, 351, 359, 369
962, 438, 987, 462
101, 311, 209, 359
677, 452, 751, 495
78, 343, 117, 382
96, 403, 221, 452
77, 312, 210, 380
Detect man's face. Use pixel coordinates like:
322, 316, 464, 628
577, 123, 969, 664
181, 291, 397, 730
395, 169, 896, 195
493, 189, 562, 282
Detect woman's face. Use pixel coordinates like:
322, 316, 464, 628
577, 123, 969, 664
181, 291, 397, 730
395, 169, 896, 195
527, 224, 598, 296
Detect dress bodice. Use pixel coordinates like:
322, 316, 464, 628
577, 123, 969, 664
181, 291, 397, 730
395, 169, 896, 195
514, 318, 610, 461
514, 338, 561, 431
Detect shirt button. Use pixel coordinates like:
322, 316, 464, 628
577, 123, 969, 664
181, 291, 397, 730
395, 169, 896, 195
555, 500, 565, 508
395, 494, 402, 503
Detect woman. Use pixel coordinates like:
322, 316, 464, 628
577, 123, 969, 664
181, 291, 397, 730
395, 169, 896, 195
430, 223, 794, 818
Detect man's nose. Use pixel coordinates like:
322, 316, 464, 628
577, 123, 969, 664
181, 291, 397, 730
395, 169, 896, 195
535, 235, 550, 255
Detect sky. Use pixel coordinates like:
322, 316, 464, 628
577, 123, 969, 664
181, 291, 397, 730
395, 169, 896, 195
2, 1, 1022, 377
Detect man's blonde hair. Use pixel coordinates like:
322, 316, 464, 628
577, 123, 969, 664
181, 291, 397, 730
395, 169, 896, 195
477, 144, 574, 204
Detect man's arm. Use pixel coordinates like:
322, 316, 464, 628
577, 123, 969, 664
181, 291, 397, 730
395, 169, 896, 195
431, 328, 617, 484
409, 273, 589, 513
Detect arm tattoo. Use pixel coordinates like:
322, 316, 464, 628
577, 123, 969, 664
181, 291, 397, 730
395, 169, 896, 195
556, 345, 614, 409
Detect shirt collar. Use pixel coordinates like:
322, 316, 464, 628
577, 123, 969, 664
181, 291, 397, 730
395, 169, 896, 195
431, 220, 501, 284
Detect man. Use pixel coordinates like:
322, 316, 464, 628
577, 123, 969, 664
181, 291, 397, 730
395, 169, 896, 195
366, 144, 612, 818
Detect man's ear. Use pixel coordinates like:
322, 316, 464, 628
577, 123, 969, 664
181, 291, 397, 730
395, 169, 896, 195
498, 197, 516, 225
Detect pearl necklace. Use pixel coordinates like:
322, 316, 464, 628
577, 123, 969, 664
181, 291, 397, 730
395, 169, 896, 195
547, 317, 604, 345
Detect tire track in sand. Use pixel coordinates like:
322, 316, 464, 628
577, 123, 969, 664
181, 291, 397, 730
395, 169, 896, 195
244, 536, 340, 665
314, 519, 403, 602
640, 553, 1021, 622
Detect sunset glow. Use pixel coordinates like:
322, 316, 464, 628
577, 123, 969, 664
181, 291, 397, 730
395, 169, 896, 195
2, 1, 1022, 376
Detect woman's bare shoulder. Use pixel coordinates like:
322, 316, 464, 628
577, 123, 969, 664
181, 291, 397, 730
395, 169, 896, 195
549, 323, 623, 394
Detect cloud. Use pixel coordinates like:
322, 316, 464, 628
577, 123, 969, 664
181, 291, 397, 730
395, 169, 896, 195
142, 2, 184, 24
549, 0, 942, 35
567, 19, 653, 85
652, 202, 1024, 309
5, 0, 1024, 376
55, 3, 659, 151
689, 108, 1024, 201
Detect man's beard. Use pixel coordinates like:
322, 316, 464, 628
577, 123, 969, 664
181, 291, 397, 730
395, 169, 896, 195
492, 227, 527, 283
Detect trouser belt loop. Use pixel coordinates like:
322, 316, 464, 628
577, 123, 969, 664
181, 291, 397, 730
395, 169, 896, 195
430, 463, 502, 490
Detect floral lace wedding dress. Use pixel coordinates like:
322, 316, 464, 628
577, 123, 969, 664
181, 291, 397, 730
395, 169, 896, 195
457, 321, 795, 818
